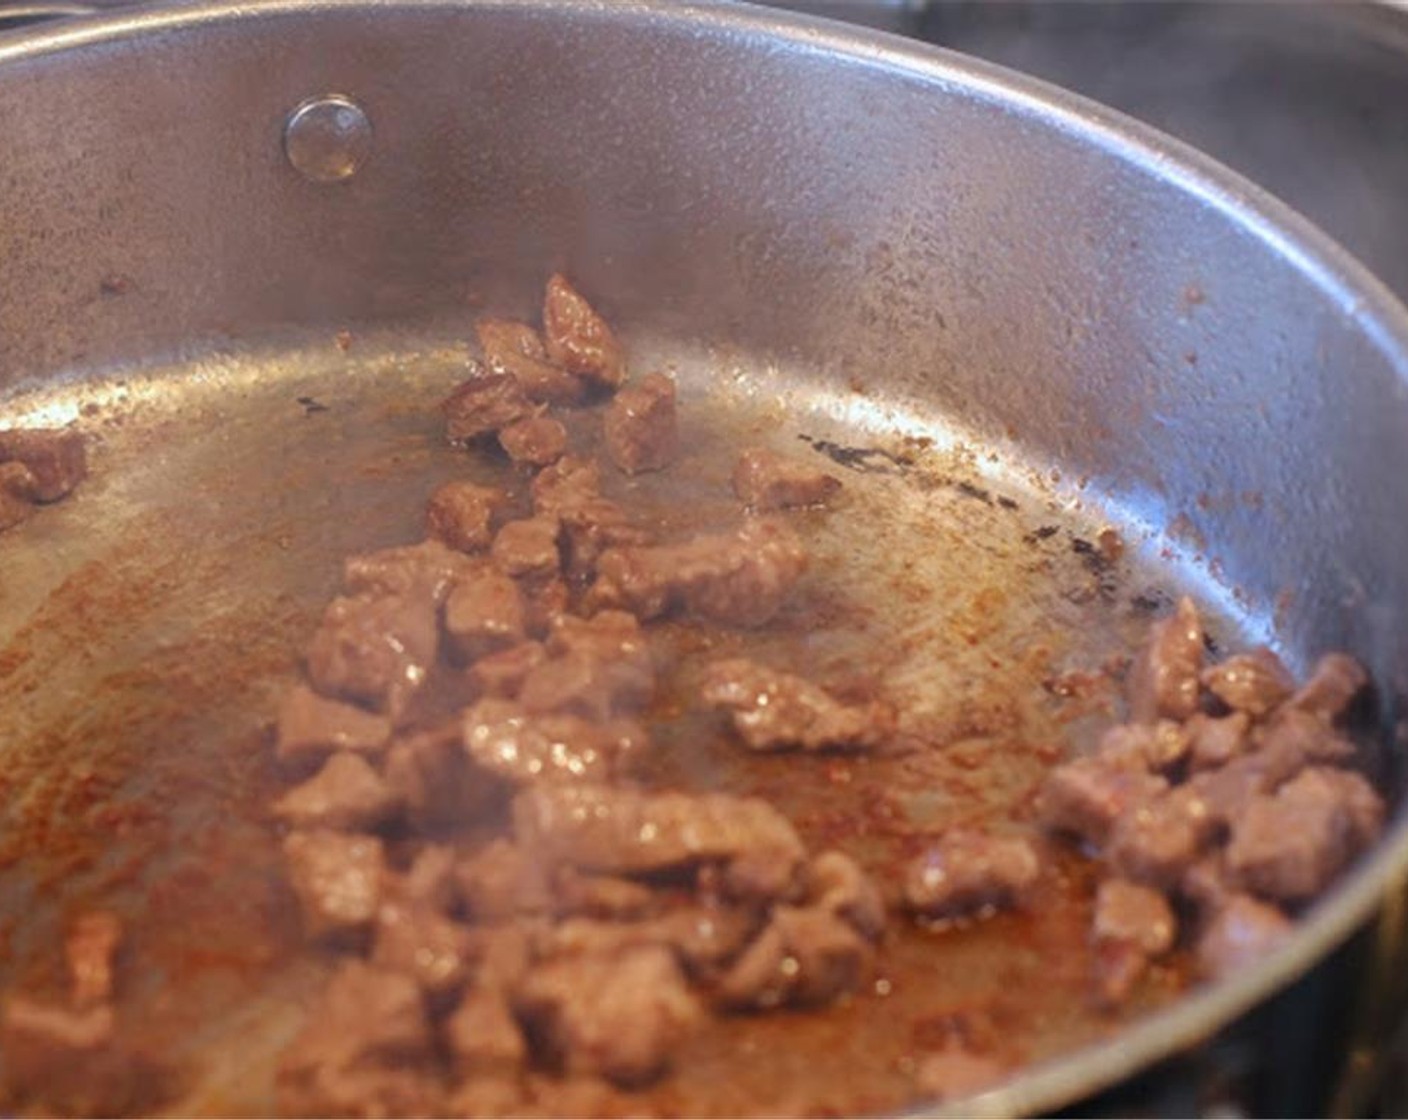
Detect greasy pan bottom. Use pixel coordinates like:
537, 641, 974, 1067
0, 322, 1284, 1116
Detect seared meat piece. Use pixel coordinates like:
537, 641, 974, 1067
512, 784, 806, 878
462, 697, 644, 785
1038, 756, 1169, 846
590, 518, 808, 627
1225, 767, 1383, 902
343, 538, 479, 603
491, 516, 562, 580
0, 464, 36, 530
732, 447, 841, 511
444, 569, 525, 662
701, 657, 895, 752
455, 838, 554, 922
717, 904, 875, 1011
477, 317, 584, 405
0, 427, 87, 501
469, 640, 548, 698
1186, 711, 1251, 772
542, 273, 626, 389
425, 481, 505, 553
66, 911, 122, 1008
1288, 651, 1369, 721
531, 454, 603, 512
531, 456, 648, 579
1196, 893, 1292, 980
499, 414, 568, 466
305, 592, 438, 715
400, 844, 459, 912
902, 831, 1040, 919
383, 721, 490, 833
1090, 879, 1176, 1005
273, 752, 402, 832
805, 850, 886, 940
282, 830, 386, 938
514, 611, 655, 720
1202, 648, 1294, 716
514, 945, 701, 1084
553, 869, 658, 921
276, 685, 393, 765
603, 372, 678, 474
1106, 785, 1216, 889
276, 960, 439, 1119
1127, 596, 1204, 723
1095, 721, 1190, 773
371, 897, 474, 997
443, 371, 536, 443
445, 987, 526, 1077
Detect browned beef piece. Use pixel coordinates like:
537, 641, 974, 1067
282, 829, 386, 938
0, 428, 87, 502
470, 640, 548, 698
462, 698, 644, 786
603, 373, 678, 474
512, 784, 806, 878
443, 372, 536, 443
276, 685, 393, 766
492, 516, 562, 580
531, 457, 649, 579
1196, 893, 1292, 980
1201, 648, 1295, 716
902, 831, 1040, 919
805, 850, 886, 940
276, 960, 440, 1118
913, 1047, 1007, 1102
426, 481, 505, 553
1288, 652, 1370, 721
467, 923, 536, 992
515, 945, 701, 1084
542, 273, 627, 389
1127, 596, 1204, 723
1106, 785, 1216, 888
343, 538, 479, 603
1038, 756, 1169, 846
371, 897, 474, 997
383, 720, 492, 832
499, 414, 568, 466
66, 911, 122, 1008
1095, 721, 1190, 773
1225, 767, 1384, 902
305, 592, 438, 715
732, 447, 841, 511
455, 838, 554, 922
700, 657, 894, 752
0, 464, 35, 530
400, 844, 459, 912
1181, 855, 1235, 914
272, 751, 402, 832
554, 869, 658, 921
1186, 711, 1251, 772
445, 987, 527, 1078
590, 518, 808, 627
531, 454, 602, 512
0, 999, 149, 1114
653, 906, 760, 975
717, 903, 873, 1010
516, 610, 656, 720
444, 569, 526, 662
1090, 878, 1176, 1005
477, 317, 585, 405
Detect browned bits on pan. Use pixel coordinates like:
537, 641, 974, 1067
542, 272, 626, 389
0, 427, 87, 534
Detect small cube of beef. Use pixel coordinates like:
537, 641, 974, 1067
477, 317, 585, 405
272, 752, 402, 832
701, 657, 894, 752
522, 576, 571, 639
1127, 596, 1204, 723
445, 987, 527, 1078
462, 697, 642, 786
276, 685, 393, 766
732, 447, 841, 511
1201, 648, 1295, 716
444, 569, 526, 662
603, 372, 678, 474
1186, 711, 1251, 772
66, 911, 122, 1008
542, 274, 626, 389
443, 372, 536, 443
305, 592, 438, 715
343, 538, 479, 604
902, 831, 1040, 919
469, 641, 548, 698
805, 850, 886, 940
455, 838, 553, 922
426, 481, 505, 553
1196, 893, 1292, 980
531, 457, 648, 579
1288, 652, 1370, 722
282, 829, 387, 938
0, 427, 87, 502
514, 945, 700, 1085
383, 720, 493, 832
499, 414, 568, 466
1095, 720, 1190, 773
552, 869, 658, 921
1225, 766, 1384, 902
492, 516, 562, 580
715, 905, 872, 1010
1038, 756, 1169, 846
1106, 785, 1216, 889
531, 455, 602, 512
371, 897, 473, 997
400, 844, 459, 912
1093, 879, 1176, 955
518, 651, 653, 722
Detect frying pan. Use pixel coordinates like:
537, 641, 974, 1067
3, 1, 1408, 1115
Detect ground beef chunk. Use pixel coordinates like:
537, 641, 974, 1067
902, 831, 1040, 919
469, 640, 548, 698
455, 839, 554, 922
1288, 652, 1370, 721
444, 569, 525, 662
700, 657, 895, 752
443, 371, 536, 443
445, 987, 527, 1077
1090, 879, 1176, 1005
1196, 893, 1292, 980
476, 317, 585, 405
1201, 648, 1294, 716
426, 481, 505, 553
514, 945, 701, 1085
371, 897, 474, 997
383, 721, 491, 832
1106, 784, 1216, 889
273, 752, 401, 832
276, 685, 393, 766
499, 414, 568, 467
1186, 711, 1251, 772
492, 516, 562, 581
276, 960, 439, 1118
512, 785, 806, 879
731, 447, 841, 511
531, 455, 603, 512
282, 830, 386, 938
462, 698, 644, 786
0, 427, 87, 502
305, 592, 438, 715
913, 1047, 1007, 1103
1127, 596, 1204, 723
590, 518, 808, 627
603, 373, 678, 474
343, 538, 478, 604
653, 907, 760, 975
717, 904, 874, 1010
66, 911, 122, 1008
467, 923, 536, 992
542, 274, 626, 390
1225, 767, 1384, 902
1038, 756, 1169, 846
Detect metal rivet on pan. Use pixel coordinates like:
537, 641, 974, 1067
284, 95, 372, 183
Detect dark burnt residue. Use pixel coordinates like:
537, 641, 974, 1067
1130, 589, 1172, 615
798, 434, 914, 475
1024, 525, 1061, 545
296, 397, 330, 416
